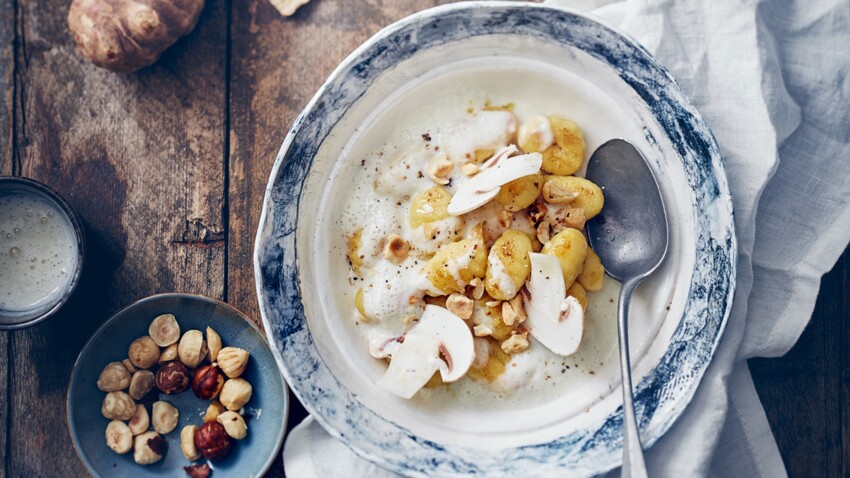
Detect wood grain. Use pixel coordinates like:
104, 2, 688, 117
2, 0, 228, 475
749, 250, 849, 476
2, 0, 15, 474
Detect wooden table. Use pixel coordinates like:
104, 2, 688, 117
0, 1, 846, 476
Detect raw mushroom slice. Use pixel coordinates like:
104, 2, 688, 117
523, 252, 586, 356
448, 147, 543, 216
377, 305, 475, 398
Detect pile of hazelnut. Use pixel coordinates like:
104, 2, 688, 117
97, 314, 253, 476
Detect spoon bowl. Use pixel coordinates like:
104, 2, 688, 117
586, 138, 670, 478
587, 139, 669, 282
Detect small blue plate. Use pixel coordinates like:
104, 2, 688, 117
67, 293, 288, 477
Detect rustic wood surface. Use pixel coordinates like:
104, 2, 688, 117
0, 1, 847, 477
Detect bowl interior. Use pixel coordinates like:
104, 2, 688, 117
300, 36, 695, 449
67, 294, 288, 478
256, 3, 734, 476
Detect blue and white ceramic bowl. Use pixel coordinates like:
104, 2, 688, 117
67, 294, 288, 477
255, 3, 736, 476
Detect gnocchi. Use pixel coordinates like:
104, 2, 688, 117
409, 186, 453, 228
495, 173, 543, 211
420, 239, 487, 295
543, 175, 605, 219
540, 228, 588, 289
567, 282, 589, 310
485, 230, 532, 300
577, 248, 605, 291
540, 116, 585, 175
342, 103, 614, 398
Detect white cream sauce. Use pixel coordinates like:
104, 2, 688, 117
338, 94, 621, 407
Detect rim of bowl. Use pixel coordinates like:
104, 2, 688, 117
253, 1, 737, 475
65, 292, 290, 477
0, 176, 86, 330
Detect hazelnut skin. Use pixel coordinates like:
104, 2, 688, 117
192, 364, 225, 400
194, 421, 233, 461
156, 361, 191, 394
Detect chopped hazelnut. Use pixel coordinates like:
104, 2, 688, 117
498, 209, 513, 229
446, 293, 473, 320
382, 234, 410, 264
501, 333, 530, 354
501, 301, 519, 326
509, 294, 527, 324
427, 154, 453, 185
467, 277, 485, 300
543, 181, 579, 204
473, 324, 493, 337
461, 163, 479, 176
536, 220, 551, 244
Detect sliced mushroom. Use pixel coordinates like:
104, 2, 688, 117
377, 305, 474, 399
447, 147, 542, 216
523, 252, 586, 356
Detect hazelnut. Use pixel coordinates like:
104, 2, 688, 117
128, 404, 149, 435
121, 358, 137, 374
192, 364, 225, 400
501, 333, 530, 354
216, 411, 247, 440
156, 360, 191, 394
128, 370, 156, 400
128, 336, 161, 369
219, 378, 253, 411
178, 330, 207, 368
159, 343, 178, 363
184, 464, 211, 478
102, 391, 135, 420
105, 420, 133, 454
152, 401, 179, 434
203, 400, 226, 423
217, 347, 250, 379
446, 293, 473, 320
542, 180, 579, 204
180, 425, 202, 460
194, 421, 232, 460
133, 431, 166, 465
382, 234, 410, 265
427, 154, 453, 185
206, 327, 222, 362
97, 362, 131, 392
461, 163, 479, 176
149, 314, 181, 347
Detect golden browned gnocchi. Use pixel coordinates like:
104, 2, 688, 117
577, 248, 605, 291
409, 186, 452, 228
347, 229, 364, 274
485, 230, 532, 300
540, 228, 588, 289
567, 282, 588, 310
420, 239, 487, 295
543, 175, 605, 219
495, 173, 543, 211
540, 116, 585, 175
342, 104, 616, 398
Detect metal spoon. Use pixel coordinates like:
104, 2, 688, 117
585, 139, 669, 478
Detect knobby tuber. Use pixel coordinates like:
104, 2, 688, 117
68, 0, 205, 73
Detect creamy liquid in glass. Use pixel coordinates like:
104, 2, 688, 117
0, 192, 78, 318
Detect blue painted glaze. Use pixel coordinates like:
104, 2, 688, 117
254, 2, 736, 476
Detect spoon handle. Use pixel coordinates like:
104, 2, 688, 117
618, 278, 648, 478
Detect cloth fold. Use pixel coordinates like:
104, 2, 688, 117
283, 1, 850, 476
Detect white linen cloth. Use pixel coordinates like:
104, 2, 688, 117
283, 0, 850, 476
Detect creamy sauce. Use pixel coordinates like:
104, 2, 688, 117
0, 192, 78, 317
338, 96, 621, 407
